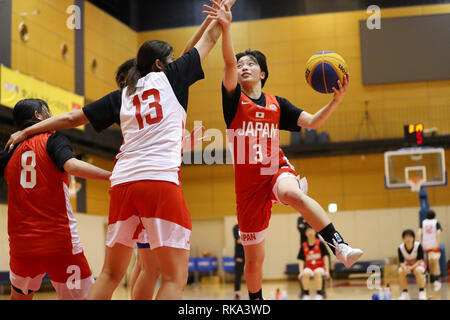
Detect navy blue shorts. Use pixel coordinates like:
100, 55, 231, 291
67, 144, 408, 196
136, 242, 150, 249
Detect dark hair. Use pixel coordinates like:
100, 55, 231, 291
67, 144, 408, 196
115, 58, 136, 89
235, 49, 269, 88
304, 222, 313, 231
426, 210, 436, 219
13, 99, 50, 129
126, 40, 173, 96
402, 229, 415, 239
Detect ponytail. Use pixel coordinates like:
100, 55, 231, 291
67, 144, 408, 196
126, 66, 143, 96
126, 40, 173, 96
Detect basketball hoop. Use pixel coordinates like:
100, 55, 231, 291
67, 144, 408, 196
404, 166, 426, 192
407, 177, 424, 192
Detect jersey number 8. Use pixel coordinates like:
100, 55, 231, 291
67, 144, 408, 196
132, 89, 164, 130
20, 151, 36, 189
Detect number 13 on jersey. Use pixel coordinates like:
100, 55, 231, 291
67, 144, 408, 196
132, 89, 164, 129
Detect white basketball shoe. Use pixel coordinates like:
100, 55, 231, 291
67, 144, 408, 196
433, 280, 442, 292
398, 291, 410, 300
333, 239, 364, 268
419, 290, 427, 300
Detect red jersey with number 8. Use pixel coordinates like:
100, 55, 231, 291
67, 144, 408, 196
5, 133, 82, 258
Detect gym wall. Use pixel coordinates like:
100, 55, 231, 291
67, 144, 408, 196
11, 0, 75, 92
84, 1, 137, 102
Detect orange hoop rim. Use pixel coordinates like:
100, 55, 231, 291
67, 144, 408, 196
406, 177, 424, 192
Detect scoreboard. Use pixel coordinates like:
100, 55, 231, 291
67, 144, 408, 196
404, 123, 424, 146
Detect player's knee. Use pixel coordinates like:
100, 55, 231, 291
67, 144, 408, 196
245, 259, 263, 273
278, 188, 303, 205
398, 267, 405, 276
413, 268, 422, 276
161, 268, 187, 289
103, 268, 125, 285
145, 267, 161, 280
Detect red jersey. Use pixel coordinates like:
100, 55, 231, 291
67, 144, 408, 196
226, 91, 295, 193
303, 239, 325, 269
4, 133, 82, 258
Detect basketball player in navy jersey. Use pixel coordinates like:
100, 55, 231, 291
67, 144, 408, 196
203, 0, 363, 300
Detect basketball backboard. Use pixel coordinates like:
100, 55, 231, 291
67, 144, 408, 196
384, 147, 447, 192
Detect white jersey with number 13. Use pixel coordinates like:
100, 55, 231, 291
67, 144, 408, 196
110, 72, 186, 187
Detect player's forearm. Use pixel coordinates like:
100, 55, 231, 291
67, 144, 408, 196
64, 158, 111, 181
222, 25, 235, 66
308, 99, 339, 130
183, 0, 236, 56
205, 21, 222, 50
194, 19, 222, 62
222, 24, 238, 91
182, 18, 213, 56
23, 110, 89, 137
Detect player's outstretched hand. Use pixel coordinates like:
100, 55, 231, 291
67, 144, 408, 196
5, 130, 27, 152
203, 0, 232, 29
331, 74, 349, 105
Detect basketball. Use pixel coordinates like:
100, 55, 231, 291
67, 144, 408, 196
305, 51, 349, 94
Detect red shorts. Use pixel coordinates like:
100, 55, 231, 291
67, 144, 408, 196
9, 252, 94, 299
107, 180, 191, 250
235, 164, 300, 246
